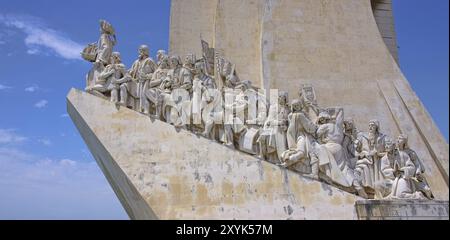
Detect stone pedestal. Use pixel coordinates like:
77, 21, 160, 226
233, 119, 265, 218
355, 200, 449, 220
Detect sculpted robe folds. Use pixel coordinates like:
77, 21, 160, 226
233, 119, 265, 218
316, 109, 354, 187
390, 151, 419, 199
96, 33, 115, 65
96, 63, 127, 93
359, 132, 386, 184
130, 57, 156, 97
286, 111, 316, 150
355, 150, 374, 189
260, 103, 289, 163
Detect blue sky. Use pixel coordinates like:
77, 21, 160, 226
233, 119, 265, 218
0, 0, 448, 219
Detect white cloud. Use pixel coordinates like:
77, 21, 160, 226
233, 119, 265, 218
0, 84, 12, 90
26, 48, 40, 55
24, 85, 39, 92
0, 14, 84, 60
0, 128, 126, 219
59, 159, 77, 167
34, 99, 48, 108
60, 113, 69, 118
0, 129, 27, 144
0, 146, 127, 219
38, 138, 52, 146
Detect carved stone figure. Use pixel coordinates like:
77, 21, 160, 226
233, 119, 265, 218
314, 109, 367, 197
358, 120, 387, 185
216, 57, 240, 89
343, 118, 359, 168
201, 40, 215, 76
142, 55, 170, 116
397, 134, 433, 199
239, 87, 267, 155
286, 99, 317, 150
280, 99, 318, 174
354, 138, 375, 190
159, 56, 186, 126
156, 50, 167, 66
168, 54, 195, 127
191, 61, 216, 128
88, 52, 128, 103
377, 139, 397, 198
315, 109, 352, 186
96, 20, 116, 66
299, 85, 320, 123
82, 20, 116, 91
120, 45, 156, 110
257, 91, 290, 163
388, 145, 423, 200
223, 80, 255, 149
376, 138, 426, 199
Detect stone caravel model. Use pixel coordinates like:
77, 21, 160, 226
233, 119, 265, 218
68, 0, 449, 219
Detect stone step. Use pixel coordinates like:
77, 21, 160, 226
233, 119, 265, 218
355, 199, 449, 220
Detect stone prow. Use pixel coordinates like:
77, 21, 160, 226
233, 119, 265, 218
67, 88, 362, 219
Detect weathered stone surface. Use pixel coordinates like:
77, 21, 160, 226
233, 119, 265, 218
67, 88, 361, 219
169, 0, 218, 58
355, 200, 449, 220
169, 0, 449, 200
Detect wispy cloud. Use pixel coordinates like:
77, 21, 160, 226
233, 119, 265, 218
0, 128, 126, 219
0, 129, 27, 144
24, 85, 40, 92
0, 146, 127, 219
0, 84, 12, 90
38, 138, 52, 146
60, 113, 69, 118
34, 99, 48, 108
0, 14, 84, 60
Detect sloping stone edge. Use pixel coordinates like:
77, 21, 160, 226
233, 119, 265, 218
67, 89, 158, 220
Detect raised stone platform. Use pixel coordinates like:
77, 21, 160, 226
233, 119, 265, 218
67, 88, 363, 220
355, 200, 449, 220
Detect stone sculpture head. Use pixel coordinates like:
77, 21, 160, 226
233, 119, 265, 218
111, 52, 122, 64
159, 56, 170, 69
194, 61, 205, 75
138, 45, 150, 59
291, 99, 303, 112
368, 119, 380, 134
237, 80, 251, 92
169, 55, 182, 69
184, 54, 196, 67
397, 134, 409, 150
344, 118, 355, 133
278, 91, 288, 106
222, 61, 233, 77
99, 19, 114, 34
157, 50, 167, 62
385, 139, 395, 154
317, 111, 331, 125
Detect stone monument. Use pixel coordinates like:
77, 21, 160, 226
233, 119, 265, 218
69, 0, 449, 219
